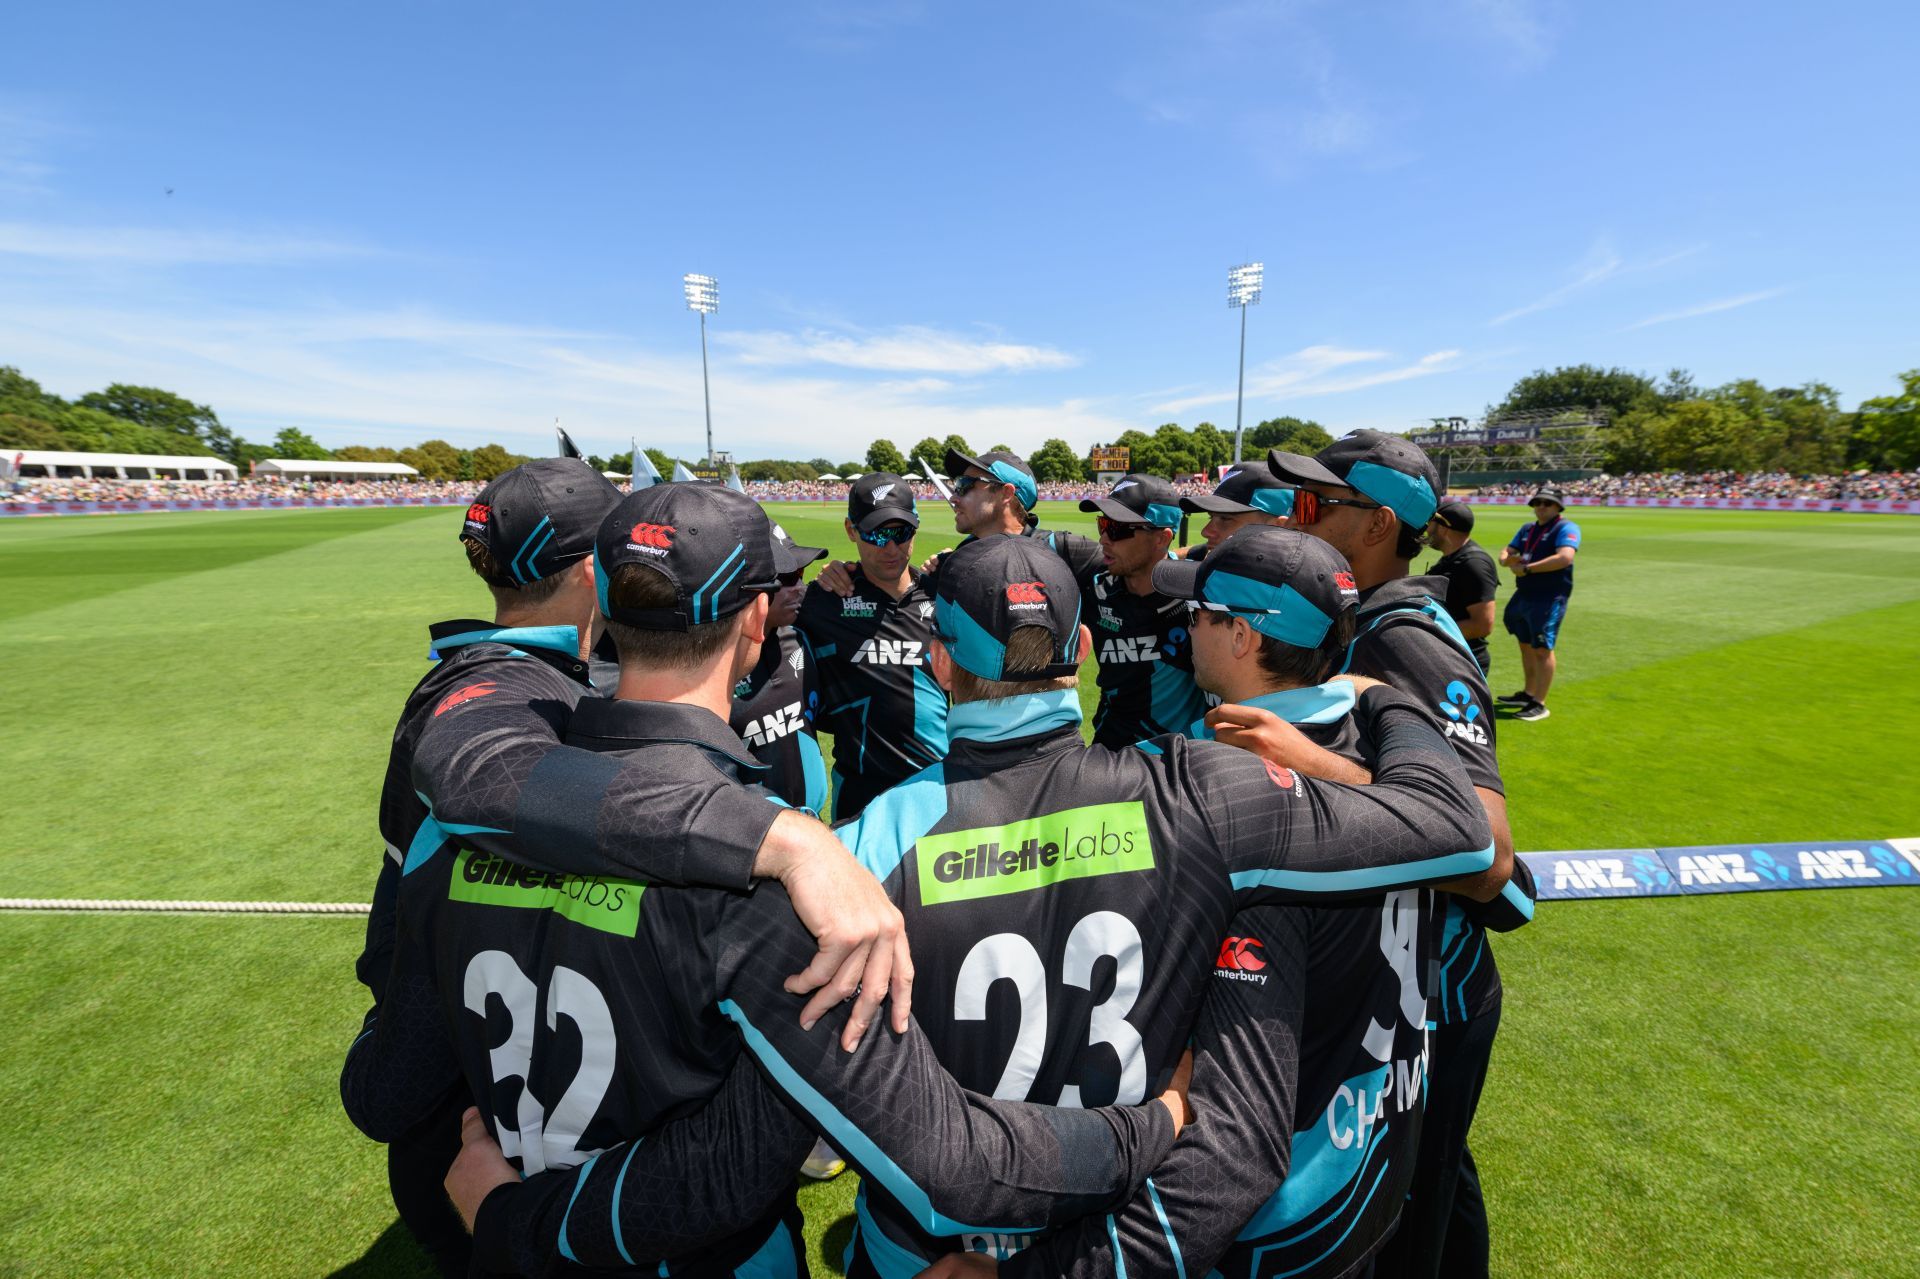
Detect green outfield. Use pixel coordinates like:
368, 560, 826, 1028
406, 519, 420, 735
2, 501, 1918, 1277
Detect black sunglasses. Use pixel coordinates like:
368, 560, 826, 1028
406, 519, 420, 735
952, 474, 1004, 497
1290, 489, 1381, 526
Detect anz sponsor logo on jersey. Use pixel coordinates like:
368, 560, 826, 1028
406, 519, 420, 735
741, 701, 806, 748
1099, 634, 1162, 663
1437, 679, 1488, 745
852, 637, 925, 665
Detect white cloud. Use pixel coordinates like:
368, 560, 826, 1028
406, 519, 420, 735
0, 221, 374, 265
1489, 240, 1704, 325
1149, 345, 1464, 415
1624, 288, 1787, 331
714, 324, 1077, 374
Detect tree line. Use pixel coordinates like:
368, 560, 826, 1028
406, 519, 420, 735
6, 360, 1915, 484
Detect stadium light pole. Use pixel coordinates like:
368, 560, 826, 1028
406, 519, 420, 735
683, 273, 719, 465
1227, 262, 1263, 465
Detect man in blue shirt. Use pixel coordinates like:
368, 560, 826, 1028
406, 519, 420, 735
1496, 487, 1582, 722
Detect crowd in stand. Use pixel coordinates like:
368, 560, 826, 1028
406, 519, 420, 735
1472, 470, 1920, 502
9, 468, 1918, 509
2, 476, 487, 506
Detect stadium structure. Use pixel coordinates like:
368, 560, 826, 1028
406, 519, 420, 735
1407, 408, 1609, 489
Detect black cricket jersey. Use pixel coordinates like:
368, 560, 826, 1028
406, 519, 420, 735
1084, 570, 1208, 750
828, 684, 1494, 1278
1429, 539, 1499, 673
796, 568, 948, 819
1028, 684, 1438, 1278
1343, 578, 1534, 1024
729, 627, 827, 817
343, 699, 1179, 1278
359, 620, 600, 1009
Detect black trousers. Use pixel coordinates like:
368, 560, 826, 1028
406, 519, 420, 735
388, 1090, 473, 1278
1372, 1001, 1500, 1279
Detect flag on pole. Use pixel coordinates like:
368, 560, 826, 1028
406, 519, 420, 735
556, 420, 583, 459
725, 464, 745, 493
671, 460, 699, 483
918, 456, 953, 501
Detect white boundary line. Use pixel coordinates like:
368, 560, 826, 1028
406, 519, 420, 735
0, 898, 369, 915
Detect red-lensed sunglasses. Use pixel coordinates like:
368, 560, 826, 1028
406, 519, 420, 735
1096, 515, 1149, 540
1289, 489, 1380, 526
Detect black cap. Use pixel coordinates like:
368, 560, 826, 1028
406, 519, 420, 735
593, 484, 779, 631
848, 472, 921, 534
1181, 467, 1296, 519
769, 520, 827, 576
944, 448, 1039, 510
1433, 498, 1475, 533
1528, 487, 1566, 508
1152, 525, 1359, 648
933, 536, 1083, 681
1078, 473, 1183, 529
460, 457, 622, 587
1268, 429, 1441, 529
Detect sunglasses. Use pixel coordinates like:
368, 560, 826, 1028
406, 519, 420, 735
1289, 489, 1381, 527
952, 474, 1004, 497
1096, 515, 1151, 540
859, 523, 915, 547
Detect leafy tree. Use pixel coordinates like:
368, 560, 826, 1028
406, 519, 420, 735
1246, 416, 1334, 456
908, 437, 946, 472
76, 384, 221, 442
1028, 438, 1088, 483
270, 427, 333, 460
333, 445, 401, 462
399, 439, 462, 480
468, 443, 526, 481
837, 461, 863, 476
1851, 369, 1920, 470
807, 457, 836, 473
1150, 423, 1199, 477
1491, 365, 1660, 422
585, 453, 607, 472
989, 443, 1012, 453
941, 434, 974, 460
645, 448, 676, 479
1189, 422, 1231, 473
0, 414, 64, 449
865, 439, 908, 475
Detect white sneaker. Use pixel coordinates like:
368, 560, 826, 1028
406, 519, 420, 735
800, 1137, 847, 1181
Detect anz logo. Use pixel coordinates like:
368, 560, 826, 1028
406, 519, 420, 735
742, 702, 806, 747
853, 638, 925, 665
1099, 635, 1162, 664
1438, 679, 1488, 746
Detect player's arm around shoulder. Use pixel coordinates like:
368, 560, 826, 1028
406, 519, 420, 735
711, 881, 1183, 1238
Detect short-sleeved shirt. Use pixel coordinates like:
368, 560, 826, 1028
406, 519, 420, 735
729, 627, 827, 816
1084, 571, 1208, 750
1429, 539, 1500, 671
796, 568, 949, 818
1508, 516, 1581, 596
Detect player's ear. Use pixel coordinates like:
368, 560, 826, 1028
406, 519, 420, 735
1075, 623, 1093, 663
1368, 506, 1396, 548
844, 518, 858, 543
739, 592, 771, 645
929, 638, 955, 691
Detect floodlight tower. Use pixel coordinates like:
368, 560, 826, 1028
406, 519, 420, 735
683, 273, 719, 465
1227, 262, 1264, 464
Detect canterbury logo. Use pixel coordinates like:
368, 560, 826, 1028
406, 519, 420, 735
1263, 759, 1297, 791
464, 503, 490, 524
629, 523, 675, 549
1215, 936, 1267, 972
1334, 571, 1356, 593
434, 682, 499, 717
1006, 581, 1047, 604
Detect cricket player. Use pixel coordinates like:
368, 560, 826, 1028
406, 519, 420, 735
794, 472, 948, 818
731, 521, 829, 815
343, 483, 1188, 1276
1178, 465, 1296, 559
1077, 473, 1208, 748
1268, 430, 1526, 1279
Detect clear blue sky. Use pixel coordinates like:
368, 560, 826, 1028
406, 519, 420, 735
3, 1, 1914, 462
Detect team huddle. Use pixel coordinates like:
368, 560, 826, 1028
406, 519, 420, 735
342, 433, 1549, 1279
